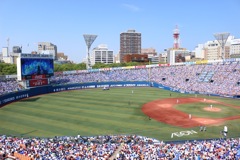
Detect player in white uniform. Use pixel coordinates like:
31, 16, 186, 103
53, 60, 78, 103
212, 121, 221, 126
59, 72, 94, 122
189, 114, 192, 120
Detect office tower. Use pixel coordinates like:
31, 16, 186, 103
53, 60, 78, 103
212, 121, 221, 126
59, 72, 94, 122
120, 29, 141, 62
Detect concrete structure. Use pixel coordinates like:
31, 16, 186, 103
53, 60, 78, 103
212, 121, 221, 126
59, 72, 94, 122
151, 55, 160, 64
91, 44, 114, 65
54, 52, 71, 64
120, 29, 141, 62
2, 47, 13, 64
11, 53, 21, 64
123, 54, 148, 63
141, 48, 158, 63
167, 26, 191, 65
203, 37, 232, 60
194, 44, 205, 59
12, 46, 22, 53
38, 42, 57, 60
57, 52, 68, 60
2, 47, 8, 57
194, 36, 236, 60
167, 48, 190, 65
141, 48, 157, 60
204, 40, 220, 60
159, 51, 168, 64
141, 48, 157, 56
115, 53, 120, 63
230, 38, 240, 57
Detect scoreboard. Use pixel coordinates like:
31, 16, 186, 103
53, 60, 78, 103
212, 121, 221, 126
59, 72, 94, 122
27, 79, 49, 87
17, 54, 54, 88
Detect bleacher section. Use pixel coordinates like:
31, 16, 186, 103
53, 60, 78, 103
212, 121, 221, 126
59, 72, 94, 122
198, 71, 207, 82
198, 71, 215, 82
1, 60, 240, 159
1, 135, 240, 159
1, 60, 240, 98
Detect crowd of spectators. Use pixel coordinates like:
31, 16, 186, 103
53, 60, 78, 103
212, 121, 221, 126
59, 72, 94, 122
1, 134, 240, 159
150, 61, 240, 96
1, 63, 240, 159
50, 62, 240, 96
0, 62, 240, 97
0, 79, 21, 96
50, 69, 149, 85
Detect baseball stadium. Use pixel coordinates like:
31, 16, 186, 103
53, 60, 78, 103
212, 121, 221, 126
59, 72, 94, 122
0, 58, 240, 159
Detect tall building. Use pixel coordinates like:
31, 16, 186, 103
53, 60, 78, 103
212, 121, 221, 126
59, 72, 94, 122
194, 44, 205, 59
0, 52, 2, 62
159, 51, 168, 64
2, 47, 8, 57
1, 47, 13, 64
142, 48, 158, 63
57, 52, 68, 60
230, 38, 240, 58
141, 48, 157, 56
193, 36, 237, 60
38, 42, 57, 60
203, 37, 233, 60
12, 46, 22, 53
91, 44, 114, 65
167, 48, 190, 65
204, 40, 220, 60
120, 29, 141, 62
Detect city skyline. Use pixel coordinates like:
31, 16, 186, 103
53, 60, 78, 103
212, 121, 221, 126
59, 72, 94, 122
0, 0, 239, 63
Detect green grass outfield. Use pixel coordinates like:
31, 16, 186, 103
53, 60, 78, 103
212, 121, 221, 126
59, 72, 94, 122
0, 87, 239, 141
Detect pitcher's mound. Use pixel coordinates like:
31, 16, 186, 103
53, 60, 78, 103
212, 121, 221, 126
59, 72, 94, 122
203, 107, 221, 112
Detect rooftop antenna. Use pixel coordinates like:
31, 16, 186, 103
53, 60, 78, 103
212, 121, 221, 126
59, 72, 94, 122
214, 32, 230, 59
173, 25, 180, 49
83, 34, 97, 69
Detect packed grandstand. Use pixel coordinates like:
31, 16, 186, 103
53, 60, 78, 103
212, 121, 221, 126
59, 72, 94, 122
1, 61, 240, 97
1, 61, 240, 159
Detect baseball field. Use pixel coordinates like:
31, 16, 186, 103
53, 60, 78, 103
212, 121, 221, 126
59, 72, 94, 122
0, 87, 239, 141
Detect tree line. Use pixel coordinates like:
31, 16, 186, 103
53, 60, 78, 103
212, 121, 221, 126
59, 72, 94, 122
0, 61, 151, 75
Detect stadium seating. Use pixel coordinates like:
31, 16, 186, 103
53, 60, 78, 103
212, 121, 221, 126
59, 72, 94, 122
1, 62, 240, 97
0, 135, 240, 159
1, 62, 240, 159
49, 62, 240, 97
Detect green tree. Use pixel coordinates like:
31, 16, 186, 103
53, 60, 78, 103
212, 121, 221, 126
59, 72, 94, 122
73, 63, 86, 70
108, 63, 122, 68
0, 61, 155, 75
92, 63, 107, 69
0, 62, 17, 75
126, 62, 139, 66
54, 64, 62, 72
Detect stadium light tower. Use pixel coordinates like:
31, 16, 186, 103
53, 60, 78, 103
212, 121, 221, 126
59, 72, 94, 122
83, 34, 97, 69
213, 32, 230, 59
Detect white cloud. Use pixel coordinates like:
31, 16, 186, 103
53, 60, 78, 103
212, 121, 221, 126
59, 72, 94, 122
122, 3, 140, 12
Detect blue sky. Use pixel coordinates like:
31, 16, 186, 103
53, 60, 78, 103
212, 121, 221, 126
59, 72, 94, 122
0, 0, 239, 63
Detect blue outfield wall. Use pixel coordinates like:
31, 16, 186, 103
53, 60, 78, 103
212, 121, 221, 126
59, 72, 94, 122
0, 81, 152, 107
0, 81, 237, 107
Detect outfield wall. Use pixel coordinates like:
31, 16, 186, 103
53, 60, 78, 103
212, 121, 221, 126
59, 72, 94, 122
1, 81, 238, 107
0, 81, 150, 107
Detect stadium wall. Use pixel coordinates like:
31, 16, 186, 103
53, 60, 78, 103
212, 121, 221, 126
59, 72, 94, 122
0, 81, 150, 107
0, 81, 238, 107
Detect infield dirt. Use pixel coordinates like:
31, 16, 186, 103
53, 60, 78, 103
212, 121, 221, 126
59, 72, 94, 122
142, 98, 240, 128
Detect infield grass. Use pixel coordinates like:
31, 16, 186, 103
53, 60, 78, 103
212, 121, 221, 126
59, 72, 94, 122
175, 103, 239, 118
0, 87, 239, 141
